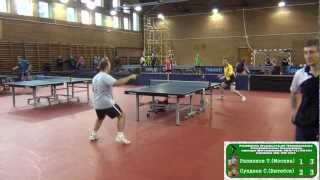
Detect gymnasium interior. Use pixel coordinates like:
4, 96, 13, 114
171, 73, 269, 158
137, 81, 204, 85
0, 0, 319, 179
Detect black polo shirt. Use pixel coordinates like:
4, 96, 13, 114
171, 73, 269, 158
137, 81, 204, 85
290, 66, 319, 127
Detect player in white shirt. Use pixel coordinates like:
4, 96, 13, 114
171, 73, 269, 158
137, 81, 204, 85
89, 58, 137, 144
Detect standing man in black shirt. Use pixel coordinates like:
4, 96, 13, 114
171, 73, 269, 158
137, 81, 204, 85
151, 52, 157, 72
290, 39, 319, 141
56, 55, 64, 71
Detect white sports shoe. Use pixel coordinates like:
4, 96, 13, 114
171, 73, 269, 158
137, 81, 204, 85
241, 96, 246, 102
115, 134, 131, 145
89, 132, 98, 141
216, 96, 224, 100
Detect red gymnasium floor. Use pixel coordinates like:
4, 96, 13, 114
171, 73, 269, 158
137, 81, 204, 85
0, 86, 294, 180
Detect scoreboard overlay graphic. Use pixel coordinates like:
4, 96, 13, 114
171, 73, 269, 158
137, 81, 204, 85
224, 142, 319, 180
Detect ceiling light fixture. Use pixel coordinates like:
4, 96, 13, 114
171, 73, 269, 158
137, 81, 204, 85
157, 13, 165, 20
278, 1, 286, 7
59, 0, 69, 3
86, 0, 96, 10
110, 10, 117, 16
212, 8, 219, 14
134, 6, 142, 12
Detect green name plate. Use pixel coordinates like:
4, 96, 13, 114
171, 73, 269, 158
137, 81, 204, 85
224, 142, 319, 179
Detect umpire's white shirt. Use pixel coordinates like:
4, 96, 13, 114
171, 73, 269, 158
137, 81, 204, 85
290, 66, 312, 93
92, 72, 116, 109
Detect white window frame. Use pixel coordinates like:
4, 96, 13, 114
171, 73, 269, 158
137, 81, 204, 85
112, 0, 120, 8
81, 0, 103, 7
112, 16, 119, 28
0, 0, 7, 13
123, 4, 130, 14
133, 12, 140, 31
95, 12, 102, 26
15, 0, 33, 16
123, 16, 130, 30
81, 9, 91, 25
53, 3, 67, 21
38, 1, 49, 18
94, 0, 103, 7
67, 7, 77, 22
104, 15, 112, 27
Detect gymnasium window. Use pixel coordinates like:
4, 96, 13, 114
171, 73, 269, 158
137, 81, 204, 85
112, 0, 120, 8
15, 0, 33, 16
112, 16, 119, 28
95, 0, 103, 7
133, 12, 140, 31
123, 5, 130, 14
0, 0, 7, 13
104, 15, 113, 27
67, 7, 76, 22
95, 12, 102, 26
38, 1, 49, 18
123, 17, 130, 30
81, 0, 103, 7
81, 10, 91, 25
53, 3, 66, 21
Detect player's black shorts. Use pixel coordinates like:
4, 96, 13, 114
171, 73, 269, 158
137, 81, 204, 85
19, 72, 30, 81
223, 75, 235, 88
95, 104, 122, 120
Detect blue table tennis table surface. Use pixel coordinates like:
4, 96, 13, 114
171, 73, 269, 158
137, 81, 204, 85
125, 81, 219, 97
0, 75, 19, 89
5, 76, 91, 87
0, 75, 18, 80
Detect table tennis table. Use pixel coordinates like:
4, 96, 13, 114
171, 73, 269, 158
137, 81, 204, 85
125, 80, 220, 125
0, 75, 18, 91
5, 76, 91, 107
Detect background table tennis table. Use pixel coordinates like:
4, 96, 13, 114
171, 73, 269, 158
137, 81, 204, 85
5, 76, 91, 107
125, 80, 220, 125
0, 75, 18, 91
